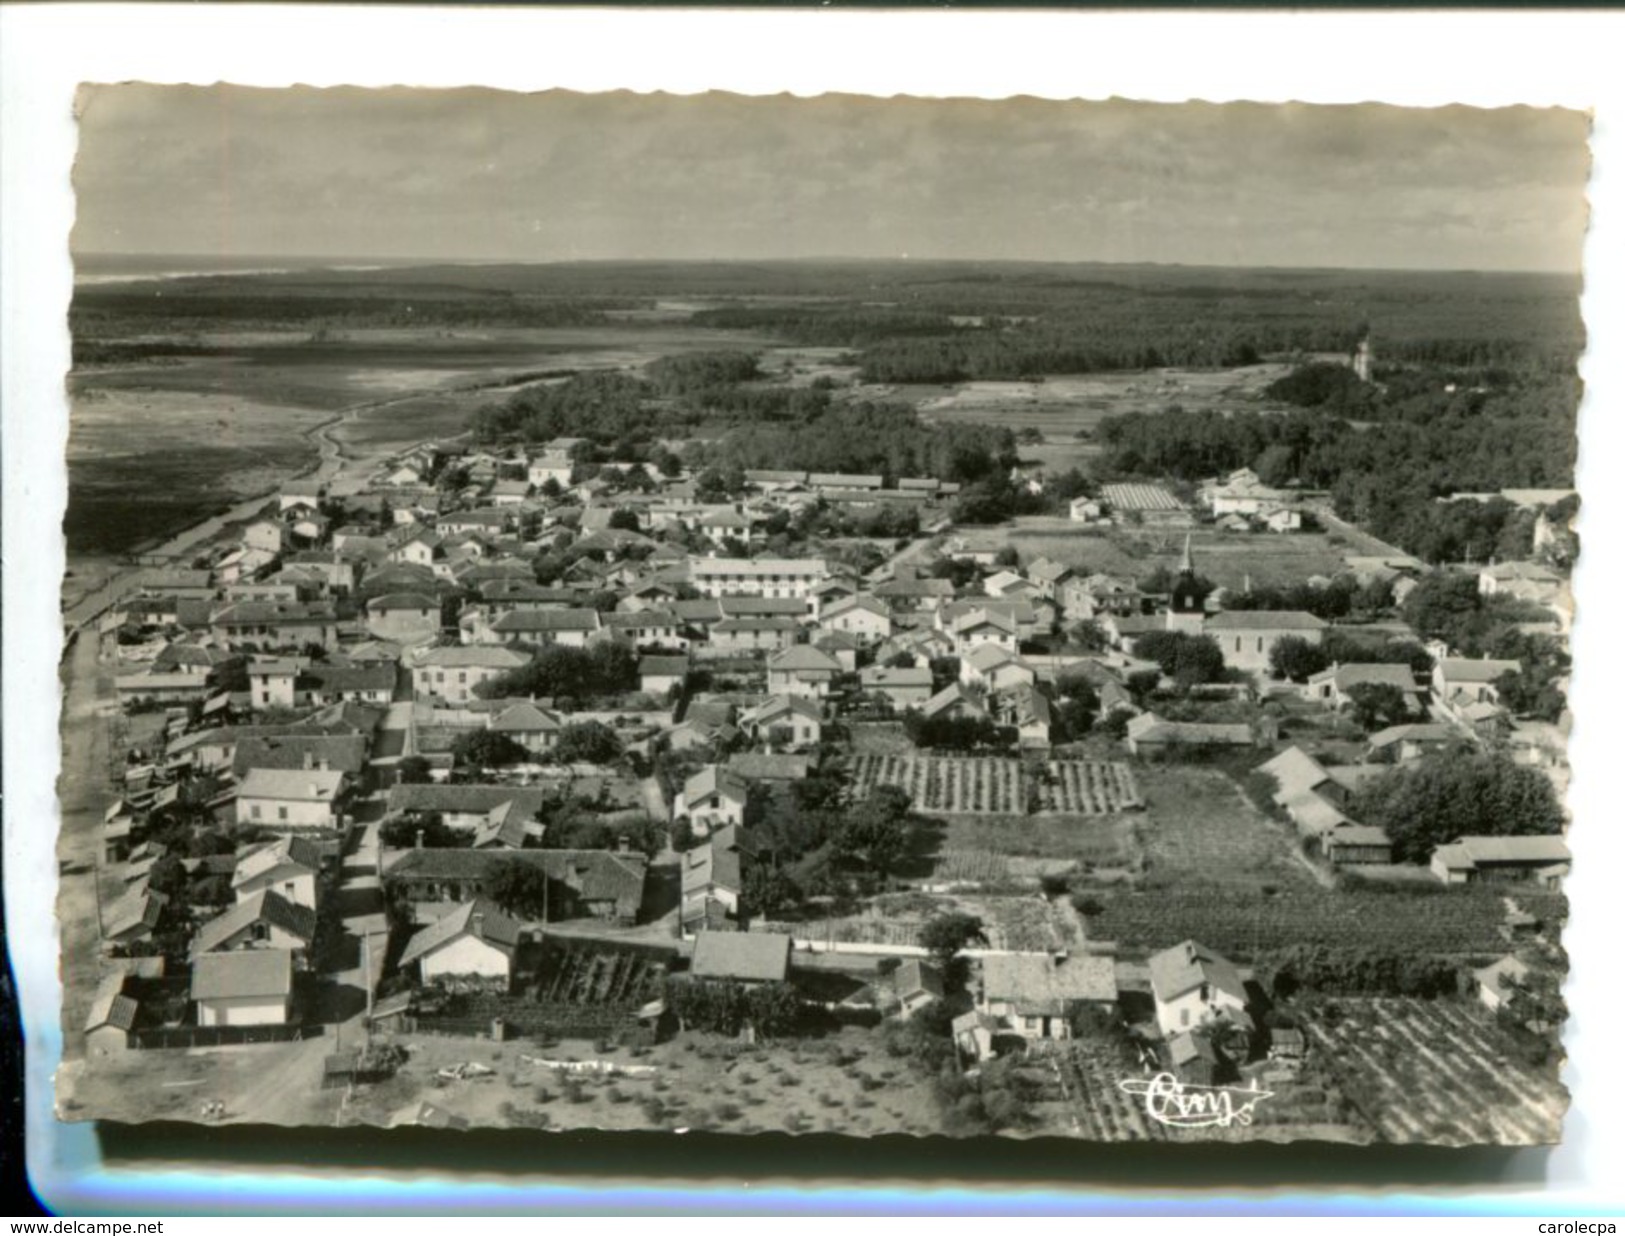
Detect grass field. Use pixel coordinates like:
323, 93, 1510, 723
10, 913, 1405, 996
908, 365, 1298, 437
937, 812, 1138, 864
1135, 765, 1310, 890
1005, 520, 1356, 591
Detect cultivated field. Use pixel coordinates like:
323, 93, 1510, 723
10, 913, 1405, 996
1135, 765, 1310, 891
1087, 886, 1529, 957
1102, 482, 1185, 512
1040, 760, 1143, 813
849, 754, 1027, 815
1306, 997, 1567, 1145
938, 814, 1137, 865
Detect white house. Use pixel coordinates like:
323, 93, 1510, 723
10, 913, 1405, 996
977, 952, 1118, 1042
232, 836, 323, 911
398, 899, 523, 983
412, 645, 529, 704
235, 768, 348, 832
740, 694, 823, 748
689, 556, 829, 601
819, 595, 894, 644
859, 664, 935, 709
766, 645, 843, 698
959, 644, 1037, 693
677, 766, 750, 837
1148, 940, 1249, 1038
191, 949, 295, 1027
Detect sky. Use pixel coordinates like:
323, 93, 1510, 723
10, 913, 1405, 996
72, 85, 1592, 272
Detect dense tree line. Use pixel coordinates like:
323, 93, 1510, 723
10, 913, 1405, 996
1348, 751, 1565, 864
474, 642, 640, 704
1260, 945, 1464, 999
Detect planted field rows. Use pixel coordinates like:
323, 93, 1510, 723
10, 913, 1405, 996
1048, 1036, 1170, 1142
1306, 998, 1566, 1145
849, 754, 1025, 815
1043, 761, 1143, 814
1088, 888, 1516, 956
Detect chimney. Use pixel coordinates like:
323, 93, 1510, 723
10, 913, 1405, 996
1185, 942, 1197, 963
303, 750, 316, 770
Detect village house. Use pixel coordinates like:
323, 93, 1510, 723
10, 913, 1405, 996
946, 607, 1019, 657
677, 766, 751, 837
486, 608, 603, 648
639, 655, 690, 697
1366, 722, 1459, 764
84, 973, 142, 1057
1433, 657, 1523, 710
411, 645, 529, 704
190, 890, 318, 961
813, 631, 862, 673
365, 592, 442, 644
210, 600, 339, 652
999, 682, 1054, 748
1303, 662, 1422, 712
766, 645, 843, 698
102, 889, 168, 952
114, 668, 213, 709
873, 575, 954, 613
679, 824, 748, 933
385, 782, 549, 839
1148, 940, 1250, 1039
710, 616, 799, 654
1205, 610, 1326, 673
232, 836, 325, 911
247, 659, 300, 711
231, 734, 371, 793
859, 664, 935, 710
819, 595, 894, 644
399, 899, 524, 984
923, 682, 989, 724
959, 644, 1037, 694
976, 952, 1118, 1042
1125, 713, 1255, 758
140, 568, 216, 600
601, 609, 688, 652
383, 848, 648, 925
689, 930, 792, 985
739, 695, 823, 748
1430, 835, 1571, 888
191, 949, 296, 1027
235, 768, 349, 832
894, 959, 945, 1020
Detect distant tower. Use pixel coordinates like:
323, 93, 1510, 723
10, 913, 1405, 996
1166, 533, 1207, 634
1352, 327, 1374, 384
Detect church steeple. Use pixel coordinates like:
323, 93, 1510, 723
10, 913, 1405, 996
1178, 531, 1194, 577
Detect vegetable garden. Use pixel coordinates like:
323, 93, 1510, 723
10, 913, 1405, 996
849, 755, 1027, 815
1306, 997, 1566, 1145
1041, 761, 1144, 814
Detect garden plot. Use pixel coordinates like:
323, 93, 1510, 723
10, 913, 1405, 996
1042, 761, 1143, 814
1306, 998, 1567, 1145
849, 754, 1026, 816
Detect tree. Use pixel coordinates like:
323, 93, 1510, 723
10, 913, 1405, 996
1349, 752, 1565, 864
1269, 635, 1331, 682
742, 866, 800, 920
1493, 668, 1568, 723
1134, 631, 1225, 689
395, 755, 433, 785
607, 508, 642, 531
1345, 682, 1412, 732
835, 789, 914, 879
451, 730, 528, 769
1068, 619, 1109, 652
553, 720, 624, 765
920, 912, 987, 971
380, 812, 465, 849
483, 859, 551, 920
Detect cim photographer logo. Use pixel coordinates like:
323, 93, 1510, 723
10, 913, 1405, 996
1118, 1072, 1274, 1130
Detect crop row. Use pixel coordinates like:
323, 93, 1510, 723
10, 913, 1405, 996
1087, 888, 1516, 957
1045, 761, 1143, 814
849, 754, 1025, 815
1306, 998, 1565, 1145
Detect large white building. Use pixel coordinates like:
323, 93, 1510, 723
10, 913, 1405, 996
689, 556, 829, 600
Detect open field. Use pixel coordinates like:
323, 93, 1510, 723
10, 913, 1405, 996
937, 813, 1136, 865
331, 1026, 945, 1136
1136, 766, 1310, 891
1005, 520, 1358, 591
1305, 997, 1566, 1145
907, 365, 1298, 437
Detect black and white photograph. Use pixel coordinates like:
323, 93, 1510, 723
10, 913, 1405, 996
49, 83, 1587, 1148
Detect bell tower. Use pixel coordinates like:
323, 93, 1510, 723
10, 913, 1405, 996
1166, 533, 1206, 633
